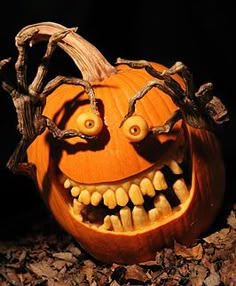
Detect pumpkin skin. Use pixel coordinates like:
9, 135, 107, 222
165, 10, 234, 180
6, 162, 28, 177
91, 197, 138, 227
26, 61, 225, 264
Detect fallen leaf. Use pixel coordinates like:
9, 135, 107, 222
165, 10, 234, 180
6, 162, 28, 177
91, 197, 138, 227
52, 259, 72, 270
52, 252, 77, 263
66, 244, 82, 257
203, 227, 236, 249
124, 264, 149, 282
227, 210, 236, 229
79, 260, 97, 285
47, 279, 71, 286
28, 261, 58, 279
203, 265, 221, 286
110, 281, 120, 286
189, 264, 208, 286
220, 252, 236, 285
174, 241, 203, 260
4, 267, 23, 286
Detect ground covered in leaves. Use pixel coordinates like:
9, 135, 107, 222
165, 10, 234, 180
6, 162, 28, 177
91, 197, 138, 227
0, 206, 235, 286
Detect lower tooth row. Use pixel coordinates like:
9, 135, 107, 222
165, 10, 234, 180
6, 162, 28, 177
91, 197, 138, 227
72, 192, 181, 232
99, 194, 172, 232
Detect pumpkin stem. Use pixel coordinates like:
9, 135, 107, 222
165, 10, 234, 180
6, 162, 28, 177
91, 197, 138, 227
16, 22, 117, 82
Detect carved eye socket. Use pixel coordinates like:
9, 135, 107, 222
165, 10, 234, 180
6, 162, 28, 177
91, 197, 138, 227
77, 112, 103, 136
121, 115, 149, 142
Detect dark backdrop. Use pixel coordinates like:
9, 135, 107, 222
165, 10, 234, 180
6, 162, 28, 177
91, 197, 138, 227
0, 1, 234, 237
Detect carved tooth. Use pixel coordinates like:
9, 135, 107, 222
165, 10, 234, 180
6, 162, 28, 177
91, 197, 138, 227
110, 215, 124, 232
64, 179, 71, 189
71, 186, 81, 197
129, 184, 144, 205
72, 199, 83, 221
153, 170, 168, 191
166, 159, 183, 174
96, 184, 109, 194
140, 181, 147, 196
84, 185, 95, 192
177, 154, 184, 164
176, 139, 185, 163
73, 199, 84, 215
74, 214, 83, 222
115, 187, 129, 207
122, 181, 131, 192
103, 189, 117, 209
91, 192, 102, 206
140, 178, 155, 197
132, 206, 149, 229
120, 206, 133, 231
78, 190, 91, 205
148, 208, 162, 223
99, 215, 112, 230
154, 194, 172, 215
173, 178, 189, 203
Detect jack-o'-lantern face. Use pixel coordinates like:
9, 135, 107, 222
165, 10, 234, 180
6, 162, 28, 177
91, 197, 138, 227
27, 62, 225, 264
1, 21, 222, 265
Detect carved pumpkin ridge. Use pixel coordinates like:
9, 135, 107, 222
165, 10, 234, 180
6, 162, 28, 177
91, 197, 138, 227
21, 22, 226, 264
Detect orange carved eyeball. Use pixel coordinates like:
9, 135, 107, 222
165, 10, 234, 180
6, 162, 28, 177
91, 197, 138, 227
121, 115, 149, 142
76, 112, 103, 136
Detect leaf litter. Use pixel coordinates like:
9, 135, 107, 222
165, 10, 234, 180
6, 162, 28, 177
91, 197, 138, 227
0, 206, 235, 286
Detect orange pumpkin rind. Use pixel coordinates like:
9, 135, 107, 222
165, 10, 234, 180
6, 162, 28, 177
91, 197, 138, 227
1, 22, 226, 264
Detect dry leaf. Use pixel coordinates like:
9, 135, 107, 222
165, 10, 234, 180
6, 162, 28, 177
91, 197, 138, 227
227, 210, 236, 229
28, 261, 58, 278
220, 253, 236, 285
52, 259, 72, 270
4, 268, 23, 286
124, 264, 149, 282
174, 241, 203, 260
66, 244, 82, 257
79, 261, 96, 285
189, 264, 208, 286
47, 280, 71, 286
52, 252, 77, 263
203, 265, 221, 286
203, 227, 236, 249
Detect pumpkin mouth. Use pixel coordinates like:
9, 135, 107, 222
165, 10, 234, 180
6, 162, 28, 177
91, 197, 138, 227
62, 145, 191, 233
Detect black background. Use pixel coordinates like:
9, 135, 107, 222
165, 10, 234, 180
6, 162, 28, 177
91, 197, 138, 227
0, 1, 234, 237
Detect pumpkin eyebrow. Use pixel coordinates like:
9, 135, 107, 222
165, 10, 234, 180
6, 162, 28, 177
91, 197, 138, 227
117, 58, 229, 135
42, 75, 99, 115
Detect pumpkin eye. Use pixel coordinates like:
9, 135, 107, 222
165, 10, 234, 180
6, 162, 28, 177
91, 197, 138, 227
121, 115, 149, 142
76, 112, 103, 136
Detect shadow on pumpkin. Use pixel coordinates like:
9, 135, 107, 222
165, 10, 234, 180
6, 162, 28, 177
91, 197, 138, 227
41, 91, 109, 201
131, 129, 180, 164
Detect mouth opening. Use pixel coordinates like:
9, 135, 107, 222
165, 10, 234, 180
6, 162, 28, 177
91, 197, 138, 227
62, 146, 191, 233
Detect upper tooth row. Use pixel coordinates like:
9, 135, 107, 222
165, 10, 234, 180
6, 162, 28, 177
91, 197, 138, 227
64, 161, 187, 210
64, 159, 183, 195
71, 177, 188, 209
67, 170, 167, 208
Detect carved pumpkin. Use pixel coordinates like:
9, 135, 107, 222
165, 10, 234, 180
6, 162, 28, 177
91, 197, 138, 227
23, 23, 225, 264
